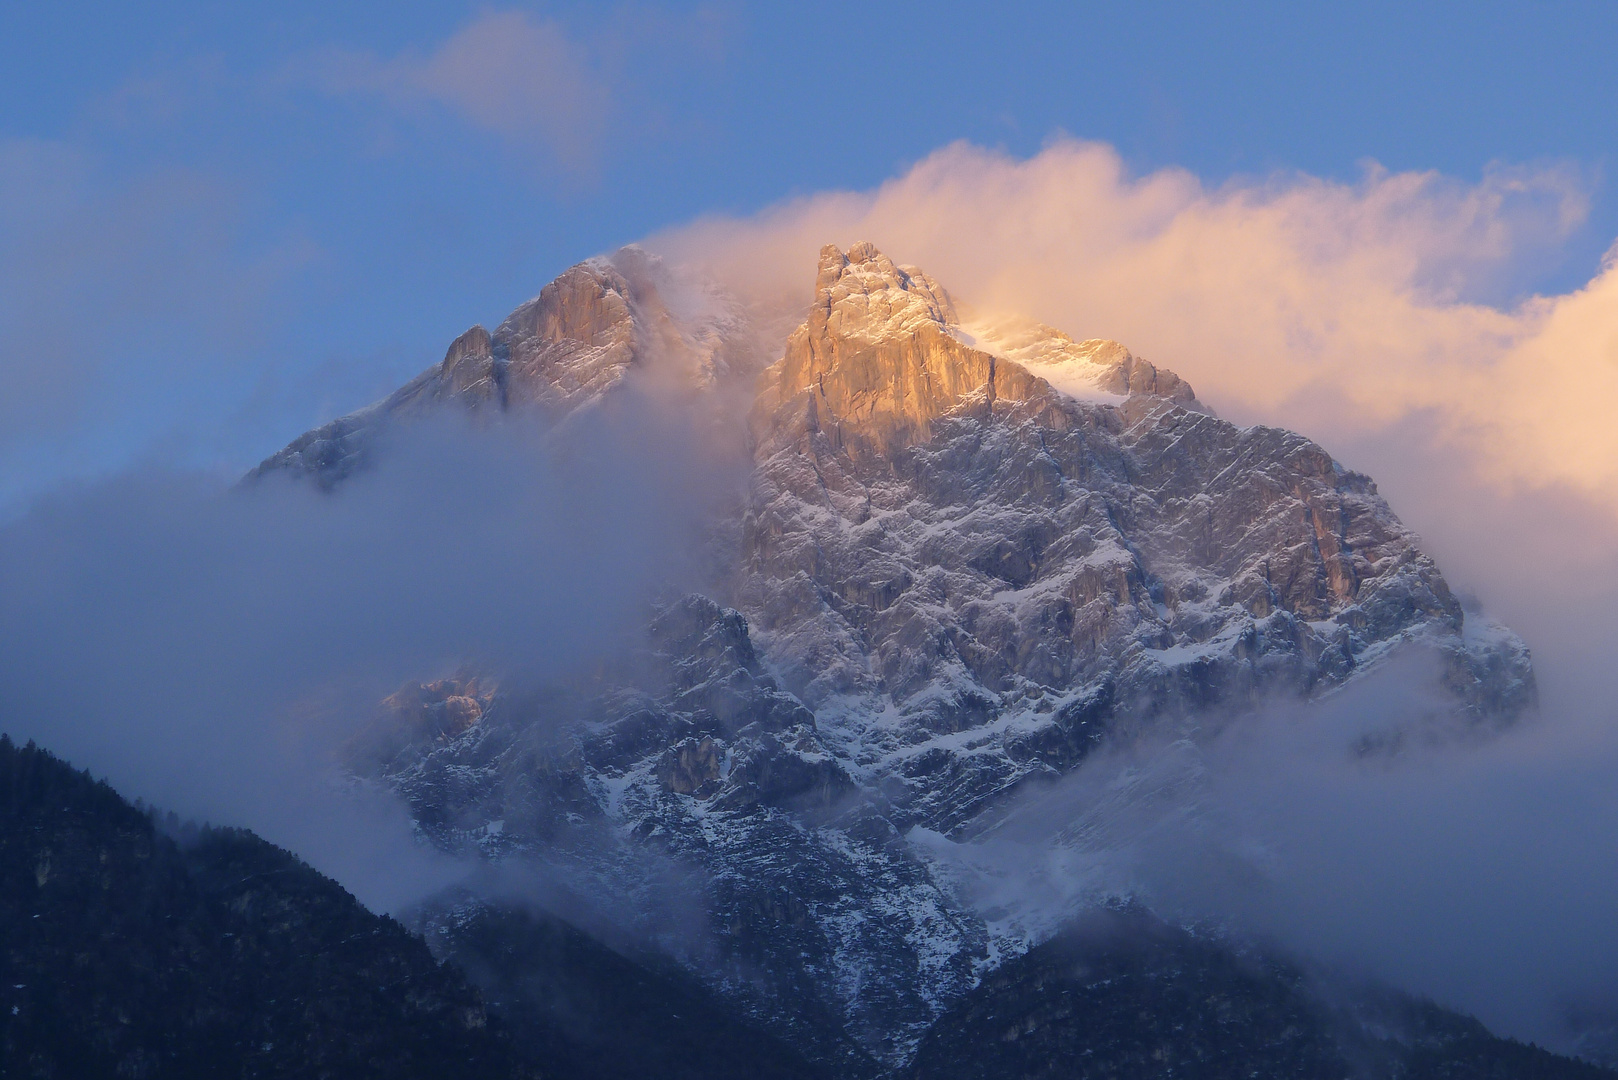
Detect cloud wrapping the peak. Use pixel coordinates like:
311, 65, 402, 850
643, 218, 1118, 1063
0, 401, 725, 912
652, 139, 1613, 510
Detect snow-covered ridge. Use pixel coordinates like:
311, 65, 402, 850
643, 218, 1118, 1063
952, 316, 1130, 404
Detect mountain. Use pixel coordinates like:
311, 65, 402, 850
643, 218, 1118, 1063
259, 241, 1540, 1068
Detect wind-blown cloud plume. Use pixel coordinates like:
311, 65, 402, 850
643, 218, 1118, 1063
652, 139, 1612, 511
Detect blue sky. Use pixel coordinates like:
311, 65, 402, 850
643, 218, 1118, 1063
3, 1, 1616, 503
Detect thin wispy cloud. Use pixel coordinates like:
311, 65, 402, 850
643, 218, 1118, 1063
0, 138, 314, 502
294, 7, 731, 177
299, 11, 614, 175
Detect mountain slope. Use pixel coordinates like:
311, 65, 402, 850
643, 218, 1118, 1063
428, 900, 829, 1080
0, 735, 531, 1079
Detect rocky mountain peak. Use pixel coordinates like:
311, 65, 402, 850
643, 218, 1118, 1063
755, 243, 1204, 461
487, 247, 749, 404
810, 241, 959, 342
254, 241, 1197, 487
502, 261, 636, 352
757, 242, 1046, 458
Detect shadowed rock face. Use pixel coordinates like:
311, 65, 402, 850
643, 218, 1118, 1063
249, 247, 746, 486
267, 242, 1536, 1067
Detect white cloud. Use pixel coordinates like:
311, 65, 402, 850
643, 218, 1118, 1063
297, 7, 733, 176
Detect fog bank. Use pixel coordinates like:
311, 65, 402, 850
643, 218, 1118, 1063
0, 397, 727, 911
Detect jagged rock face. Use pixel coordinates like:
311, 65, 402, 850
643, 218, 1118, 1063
275, 243, 1536, 1068
738, 244, 1532, 834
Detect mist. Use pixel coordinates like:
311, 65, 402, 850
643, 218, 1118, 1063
0, 393, 732, 912
912, 650, 1618, 1052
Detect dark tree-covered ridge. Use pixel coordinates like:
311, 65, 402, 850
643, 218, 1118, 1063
0, 734, 535, 1080
906, 905, 1615, 1080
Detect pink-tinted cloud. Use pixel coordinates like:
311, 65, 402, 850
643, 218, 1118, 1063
651, 139, 1612, 512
